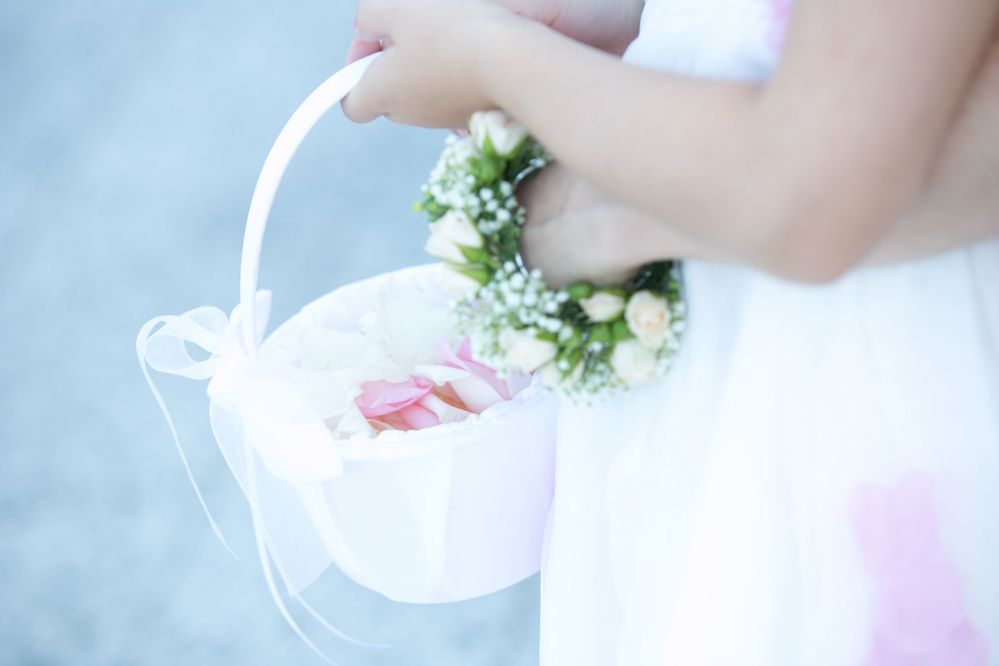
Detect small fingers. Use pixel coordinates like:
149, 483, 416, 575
344, 0, 397, 121
342, 51, 394, 123
342, 83, 381, 124
345, 37, 382, 65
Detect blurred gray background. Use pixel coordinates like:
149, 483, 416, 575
0, 2, 539, 664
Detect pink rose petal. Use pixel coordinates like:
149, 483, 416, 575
398, 403, 441, 430
355, 377, 433, 418
438, 337, 512, 401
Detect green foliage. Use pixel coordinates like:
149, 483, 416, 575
415, 116, 686, 399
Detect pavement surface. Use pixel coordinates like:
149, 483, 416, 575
0, 2, 540, 664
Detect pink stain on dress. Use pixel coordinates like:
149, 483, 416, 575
768, 0, 793, 52
851, 474, 988, 665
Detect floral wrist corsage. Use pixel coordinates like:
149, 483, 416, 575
417, 111, 686, 400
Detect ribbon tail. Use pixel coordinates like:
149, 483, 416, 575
136, 318, 237, 559
243, 442, 337, 665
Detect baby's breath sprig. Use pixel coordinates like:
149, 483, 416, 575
417, 111, 685, 400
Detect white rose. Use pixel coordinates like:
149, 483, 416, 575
625, 290, 671, 349
439, 264, 483, 298
449, 135, 476, 163
500, 328, 557, 373
424, 209, 483, 264
610, 339, 659, 387
580, 290, 626, 322
470, 110, 528, 157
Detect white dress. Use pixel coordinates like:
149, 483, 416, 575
537, 1, 999, 664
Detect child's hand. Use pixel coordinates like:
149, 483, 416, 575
517, 167, 636, 288
341, 0, 644, 128
343, 0, 519, 128
517, 166, 716, 288
345, 0, 641, 65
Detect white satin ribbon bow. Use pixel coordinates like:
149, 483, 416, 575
136, 292, 385, 657
134, 290, 274, 556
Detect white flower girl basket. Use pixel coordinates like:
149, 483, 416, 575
137, 54, 558, 645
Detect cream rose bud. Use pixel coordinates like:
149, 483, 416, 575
500, 328, 558, 373
437, 209, 484, 247
470, 110, 528, 157
580, 290, 626, 322
610, 339, 658, 386
625, 290, 671, 349
424, 210, 483, 264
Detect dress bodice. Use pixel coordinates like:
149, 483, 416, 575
624, 0, 787, 82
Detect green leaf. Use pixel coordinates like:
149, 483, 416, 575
566, 282, 595, 302
611, 318, 634, 342
557, 345, 583, 367
589, 322, 611, 344
458, 244, 493, 265
536, 330, 558, 343
474, 155, 502, 182
452, 264, 491, 285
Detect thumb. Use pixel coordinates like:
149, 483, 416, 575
345, 37, 382, 65
342, 50, 393, 124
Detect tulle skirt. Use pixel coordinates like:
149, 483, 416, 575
539, 240, 999, 665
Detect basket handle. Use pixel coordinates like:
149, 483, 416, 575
238, 53, 381, 352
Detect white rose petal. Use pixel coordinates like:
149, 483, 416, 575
425, 210, 483, 264
424, 231, 465, 263
377, 291, 455, 371
448, 374, 506, 413
436, 209, 483, 248
470, 110, 528, 157
500, 328, 557, 373
625, 290, 671, 349
580, 291, 626, 322
418, 393, 473, 424
610, 339, 659, 387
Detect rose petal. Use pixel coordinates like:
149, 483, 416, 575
449, 375, 505, 413
439, 337, 512, 400
418, 393, 471, 424
355, 377, 433, 418
398, 404, 441, 430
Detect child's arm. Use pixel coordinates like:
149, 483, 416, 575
518, 35, 999, 286
344, 0, 999, 282
864, 35, 999, 265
